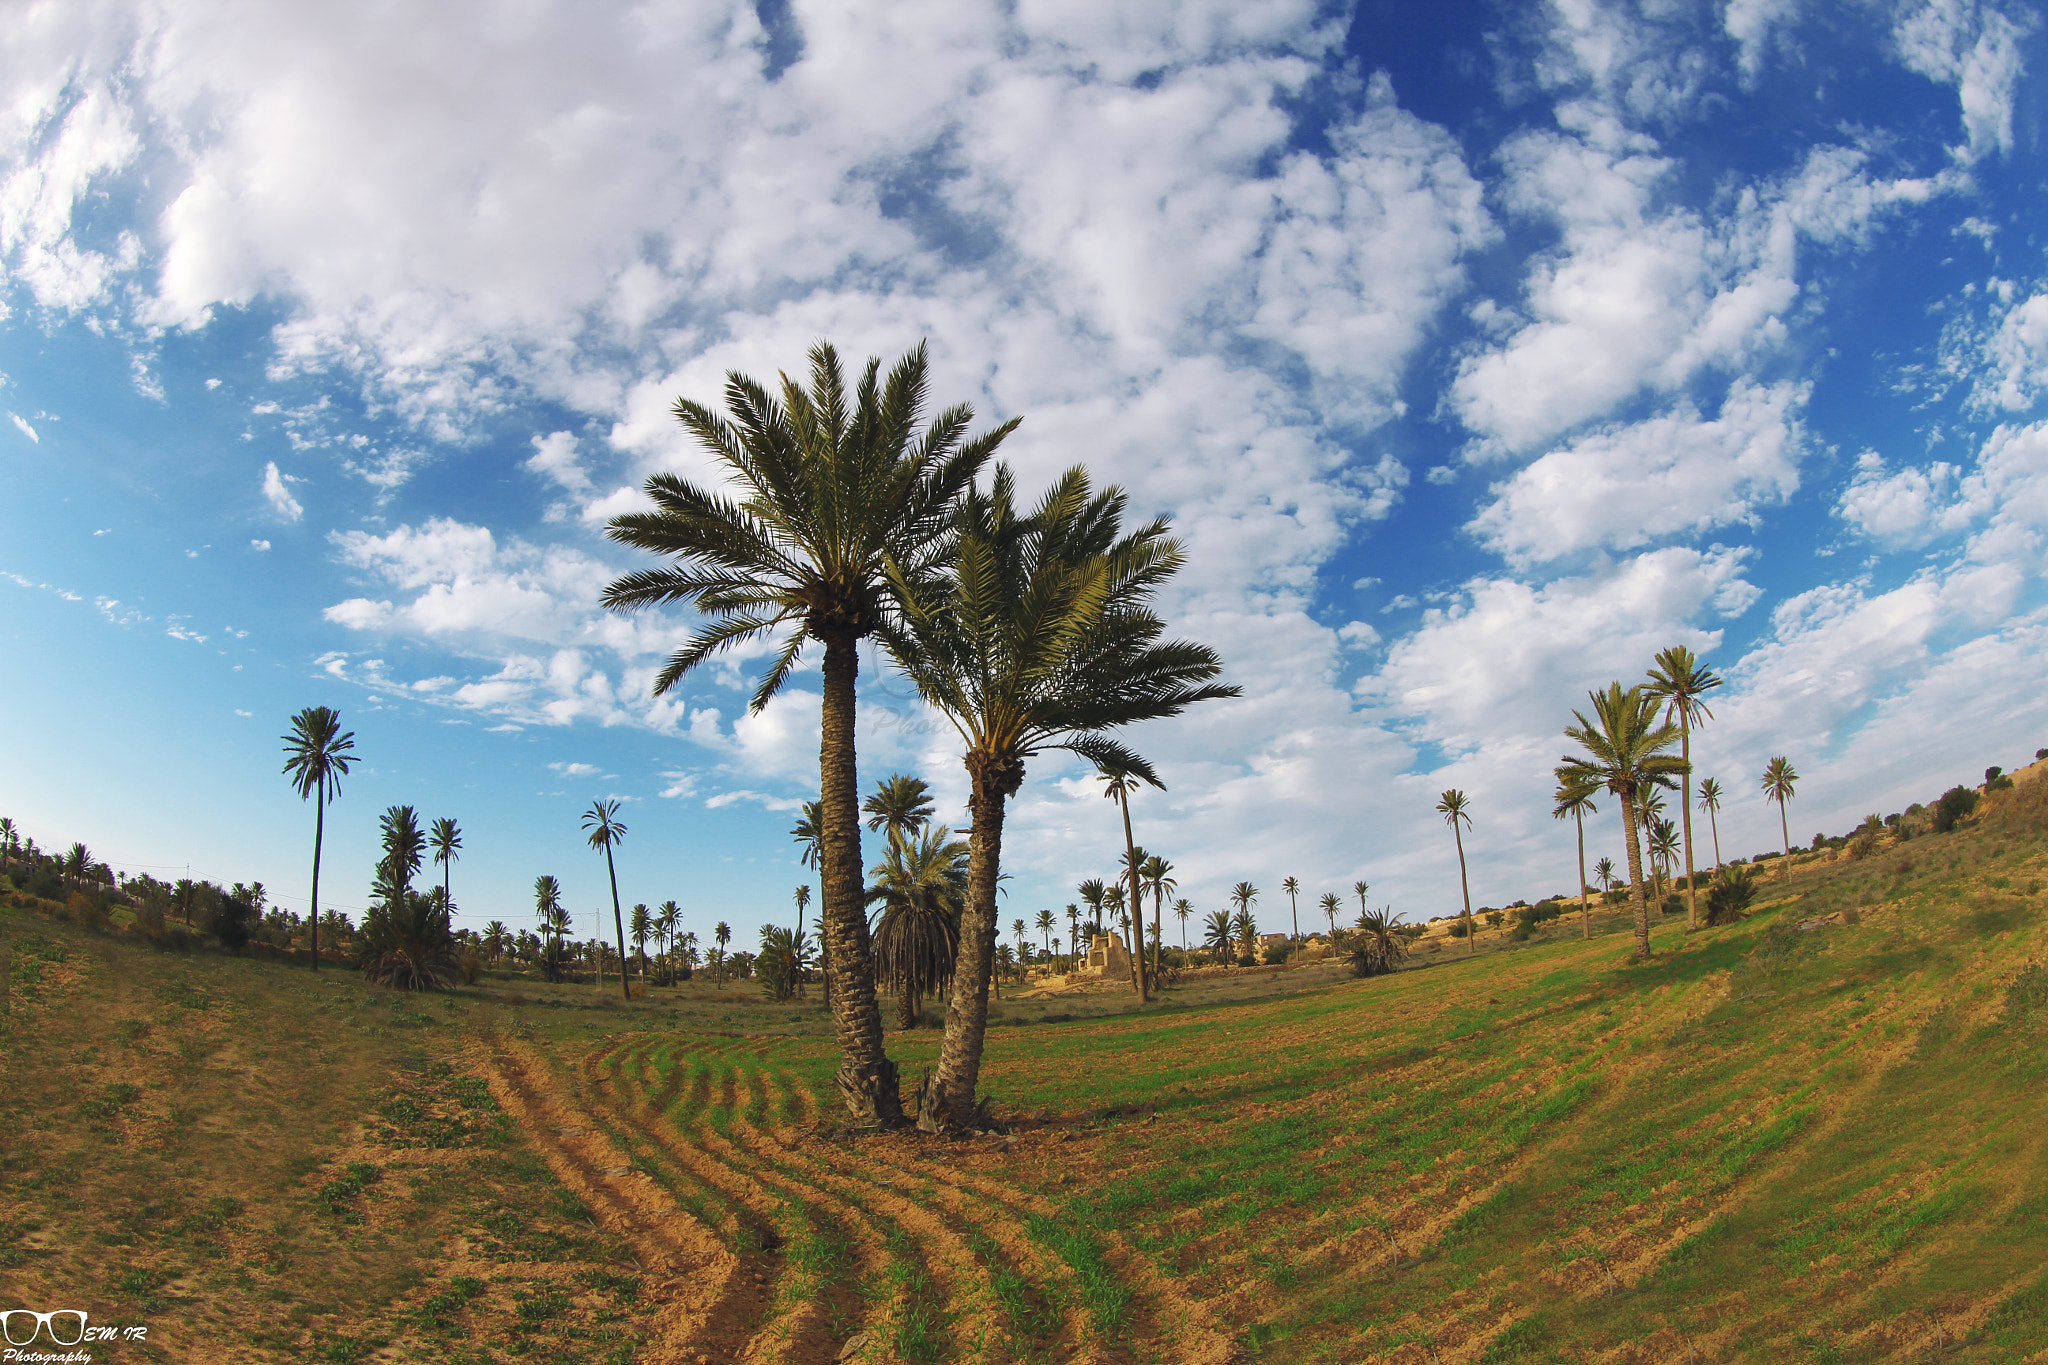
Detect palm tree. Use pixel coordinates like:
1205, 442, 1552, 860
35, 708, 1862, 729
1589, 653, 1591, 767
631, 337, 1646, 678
1353, 880, 1370, 922
1203, 909, 1235, 964
1318, 891, 1340, 936
1173, 898, 1193, 951
1645, 646, 1722, 930
1559, 683, 1685, 959
1594, 856, 1617, 895
790, 800, 824, 870
378, 806, 426, 891
1065, 903, 1082, 968
1282, 876, 1301, 940
601, 342, 1014, 1127
630, 903, 652, 976
1034, 909, 1055, 957
360, 809, 452, 990
483, 920, 509, 963
1698, 777, 1726, 869
864, 774, 936, 840
714, 920, 731, 984
657, 900, 682, 982
1349, 908, 1410, 978
1649, 818, 1680, 905
1231, 905, 1257, 962
1140, 855, 1175, 979
63, 842, 90, 887
868, 824, 968, 1029
878, 463, 1237, 1132
0, 816, 16, 880
1230, 881, 1258, 933
1552, 775, 1599, 940
430, 816, 462, 914
281, 706, 357, 972
1077, 879, 1107, 936
1099, 767, 1152, 1001
582, 799, 631, 1001
1762, 757, 1799, 879
1436, 790, 1475, 955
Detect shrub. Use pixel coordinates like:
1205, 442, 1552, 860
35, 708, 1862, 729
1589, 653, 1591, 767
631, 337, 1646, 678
1447, 919, 1470, 938
357, 891, 458, 990
1236, 953, 1258, 968
1931, 785, 1980, 834
1263, 941, 1294, 965
1705, 866, 1758, 926
1348, 910, 1411, 978
207, 895, 254, 952
458, 951, 484, 985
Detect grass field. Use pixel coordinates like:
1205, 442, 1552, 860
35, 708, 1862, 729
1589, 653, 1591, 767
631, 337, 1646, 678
5, 810, 2046, 1364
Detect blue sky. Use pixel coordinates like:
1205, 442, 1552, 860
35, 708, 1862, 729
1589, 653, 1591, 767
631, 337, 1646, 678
4, 0, 2046, 948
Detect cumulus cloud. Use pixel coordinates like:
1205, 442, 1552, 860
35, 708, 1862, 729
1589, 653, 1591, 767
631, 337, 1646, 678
8, 412, 37, 442
1890, 0, 2033, 161
261, 461, 302, 520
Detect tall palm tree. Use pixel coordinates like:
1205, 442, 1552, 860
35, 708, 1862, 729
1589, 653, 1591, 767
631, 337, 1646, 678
1203, 909, 1235, 964
1077, 879, 1107, 936
378, 806, 426, 892
864, 774, 936, 840
1034, 908, 1055, 956
1436, 790, 1475, 955
879, 462, 1236, 1132
601, 342, 1014, 1126
1099, 768, 1152, 1001
1559, 684, 1685, 959
1318, 891, 1341, 936
1649, 818, 1680, 903
1645, 646, 1722, 930
430, 817, 462, 915
534, 875, 569, 981
1353, 880, 1370, 922
1552, 775, 1599, 940
657, 901, 682, 981
1140, 855, 1175, 979
1173, 898, 1193, 951
1281, 876, 1301, 940
1230, 881, 1259, 928
582, 799, 631, 1001
713, 920, 731, 984
1762, 757, 1799, 879
1065, 903, 1081, 968
281, 706, 356, 972
1698, 777, 1726, 869
868, 824, 968, 1029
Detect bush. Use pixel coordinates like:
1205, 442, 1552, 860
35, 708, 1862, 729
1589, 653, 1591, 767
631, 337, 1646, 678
1705, 866, 1758, 926
1263, 940, 1294, 965
207, 895, 254, 952
1236, 953, 1258, 968
458, 951, 484, 985
1348, 911, 1412, 978
1932, 785, 1980, 834
357, 890, 458, 990
1447, 919, 1470, 938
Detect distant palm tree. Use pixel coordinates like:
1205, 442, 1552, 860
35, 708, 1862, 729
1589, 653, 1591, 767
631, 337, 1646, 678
1762, 757, 1799, 879
1173, 898, 1193, 951
1140, 855, 1175, 979
1646, 646, 1723, 929
1552, 776, 1599, 940
1436, 790, 1476, 955
656, 900, 681, 981
1353, 880, 1370, 921
430, 816, 462, 914
581, 799, 631, 1000
1035, 908, 1055, 957
64, 842, 91, 887
1649, 818, 1680, 905
1594, 856, 1617, 894
1697, 777, 1726, 869
602, 342, 1013, 1127
1318, 891, 1341, 936
1559, 683, 1685, 959
1202, 909, 1235, 964
1232, 906, 1257, 961
535, 876, 570, 980
864, 775, 936, 841
1281, 876, 1301, 939
1230, 881, 1258, 928
281, 706, 357, 972
378, 807, 426, 891
630, 903, 652, 976
1098, 764, 1153, 1001
483, 920, 509, 963
1078, 879, 1107, 937
713, 920, 731, 984
790, 800, 824, 871
868, 825, 968, 1028
0, 816, 16, 880
1349, 908, 1410, 978
1066, 903, 1081, 968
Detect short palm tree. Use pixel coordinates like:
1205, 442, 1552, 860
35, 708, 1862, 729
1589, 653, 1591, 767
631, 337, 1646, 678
630, 903, 652, 976
601, 341, 1015, 1127
281, 706, 356, 971
1232, 905, 1257, 961
1646, 646, 1722, 929
1349, 908, 1410, 978
483, 920, 509, 962
868, 825, 968, 1029
430, 816, 462, 913
534, 876, 570, 980
1140, 855, 1175, 979
1698, 777, 1726, 868
1649, 818, 1680, 905
582, 799, 631, 1000
1762, 756, 1799, 879
1203, 908, 1235, 964
1594, 856, 1617, 894
1559, 684, 1685, 959
1319, 891, 1341, 936
658, 900, 682, 981
1436, 790, 1476, 954
1552, 775, 1599, 940
880, 464, 1236, 1131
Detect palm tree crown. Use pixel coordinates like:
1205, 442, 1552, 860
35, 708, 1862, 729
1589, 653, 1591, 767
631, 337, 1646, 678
864, 774, 936, 840
281, 705, 356, 972
1559, 683, 1684, 958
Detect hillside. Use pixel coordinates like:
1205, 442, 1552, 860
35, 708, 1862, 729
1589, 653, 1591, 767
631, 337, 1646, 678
4, 790, 2045, 1364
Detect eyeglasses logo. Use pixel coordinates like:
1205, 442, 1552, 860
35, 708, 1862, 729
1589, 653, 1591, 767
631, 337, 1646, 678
2, 1311, 87, 1347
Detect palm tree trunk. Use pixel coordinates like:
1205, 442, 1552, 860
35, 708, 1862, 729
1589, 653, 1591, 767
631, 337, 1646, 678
310, 774, 325, 972
603, 845, 629, 1001
920, 767, 1008, 1133
1622, 789, 1652, 958
1115, 789, 1148, 1001
1778, 796, 1792, 880
1574, 806, 1590, 941
819, 629, 901, 1125
1680, 723, 1700, 931
1151, 886, 1163, 983
898, 982, 918, 1030
1709, 805, 1722, 869
1454, 824, 1474, 955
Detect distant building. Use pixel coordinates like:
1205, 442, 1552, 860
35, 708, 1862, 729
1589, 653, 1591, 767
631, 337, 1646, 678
1258, 932, 1288, 945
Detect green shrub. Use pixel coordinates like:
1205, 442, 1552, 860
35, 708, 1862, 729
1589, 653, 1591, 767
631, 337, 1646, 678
1262, 940, 1294, 965
1932, 785, 1980, 834
1705, 866, 1759, 926
2005, 963, 2048, 1028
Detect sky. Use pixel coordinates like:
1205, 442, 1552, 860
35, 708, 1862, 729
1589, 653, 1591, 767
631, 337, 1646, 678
4, 0, 2047, 949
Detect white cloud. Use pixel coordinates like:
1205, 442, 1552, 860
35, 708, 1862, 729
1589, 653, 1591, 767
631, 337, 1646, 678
250, 537, 271, 551
1470, 380, 1806, 563
526, 430, 592, 494
261, 460, 303, 520
1970, 290, 2048, 412
549, 761, 601, 777
8, 412, 36, 442
1891, 0, 2033, 161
